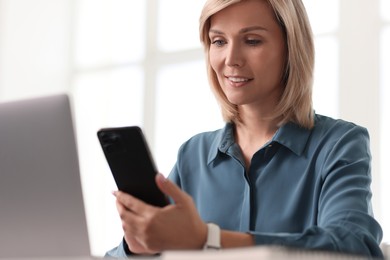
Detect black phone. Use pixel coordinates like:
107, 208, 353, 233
97, 126, 168, 207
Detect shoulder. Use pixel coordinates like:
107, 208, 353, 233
178, 125, 228, 153
276, 114, 369, 156
172, 124, 231, 171
169, 125, 227, 184
313, 114, 369, 139
310, 114, 371, 161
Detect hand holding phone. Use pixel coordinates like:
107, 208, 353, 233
97, 126, 168, 207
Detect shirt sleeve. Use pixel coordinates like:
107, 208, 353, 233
249, 125, 383, 258
104, 239, 131, 258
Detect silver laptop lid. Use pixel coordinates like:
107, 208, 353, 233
0, 94, 90, 258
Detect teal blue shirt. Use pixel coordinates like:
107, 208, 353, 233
105, 114, 383, 258
168, 114, 382, 257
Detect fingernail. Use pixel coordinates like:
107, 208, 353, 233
111, 190, 118, 196
157, 173, 167, 183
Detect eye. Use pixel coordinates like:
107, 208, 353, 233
246, 39, 262, 46
211, 39, 227, 47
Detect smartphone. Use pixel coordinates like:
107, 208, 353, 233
97, 126, 168, 207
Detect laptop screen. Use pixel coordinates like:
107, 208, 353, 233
0, 94, 91, 258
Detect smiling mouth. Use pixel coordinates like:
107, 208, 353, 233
227, 76, 253, 83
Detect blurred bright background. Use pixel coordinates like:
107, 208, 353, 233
0, 0, 388, 256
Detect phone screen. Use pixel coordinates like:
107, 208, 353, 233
97, 126, 168, 207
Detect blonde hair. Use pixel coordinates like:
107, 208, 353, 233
199, 0, 315, 129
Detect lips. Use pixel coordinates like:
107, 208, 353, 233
228, 77, 250, 82
225, 76, 253, 86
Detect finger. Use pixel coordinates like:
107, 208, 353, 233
114, 196, 139, 221
155, 174, 190, 205
113, 190, 154, 214
114, 198, 140, 232
114, 196, 150, 237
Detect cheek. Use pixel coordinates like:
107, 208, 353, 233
270, 45, 287, 77
269, 55, 287, 82
256, 50, 286, 80
209, 50, 223, 73
208, 57, 217, 75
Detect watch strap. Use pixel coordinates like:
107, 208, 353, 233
203, 223, 221, 250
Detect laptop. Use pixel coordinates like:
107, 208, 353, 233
0, 94, 91, 258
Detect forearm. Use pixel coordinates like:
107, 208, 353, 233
249, 222, 383, 258
221, 230, 255, 248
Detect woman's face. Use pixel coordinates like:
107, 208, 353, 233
208, 0, 286, 111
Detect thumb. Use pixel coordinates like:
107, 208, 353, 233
155, 173, 188, 205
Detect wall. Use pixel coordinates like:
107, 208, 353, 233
0, 0, 72, 101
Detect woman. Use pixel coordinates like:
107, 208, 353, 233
106, 0, 383, 257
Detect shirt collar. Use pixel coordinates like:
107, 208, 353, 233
207, 123, 235, 164
208, 121, 312, 164
272, 121, 312, 156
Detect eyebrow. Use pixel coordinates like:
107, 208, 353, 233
209, 26, 268, 35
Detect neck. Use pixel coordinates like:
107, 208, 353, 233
234, 106, 280, 169
236, 106, 280, 139
235, 118, 278, 146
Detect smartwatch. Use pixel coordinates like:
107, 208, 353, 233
203, 223, 221, 250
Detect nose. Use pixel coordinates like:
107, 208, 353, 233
225, 43, 245, 67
